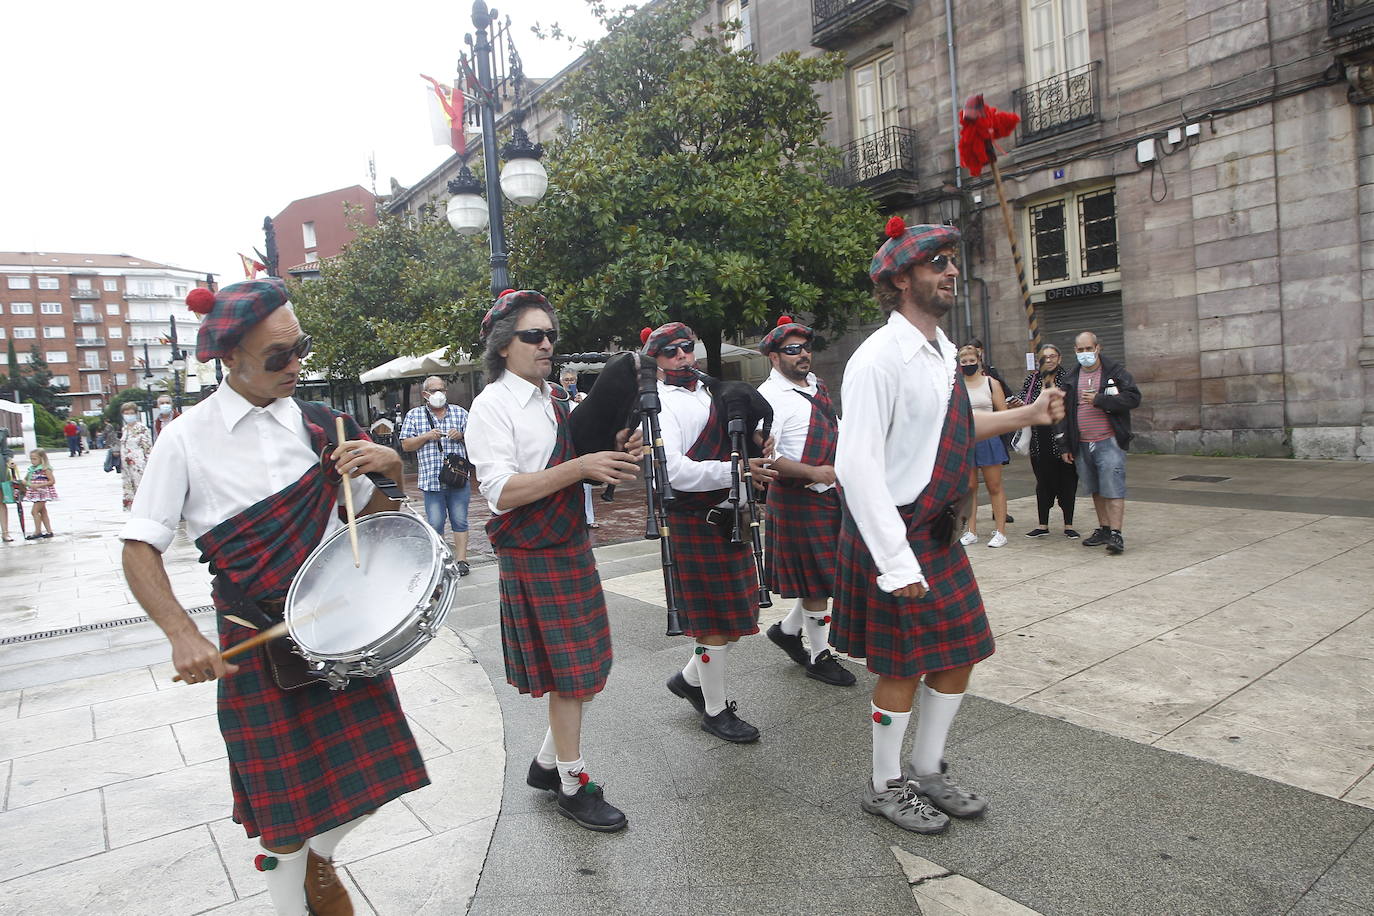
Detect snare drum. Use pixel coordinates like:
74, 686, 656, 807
285, 511, 458, 689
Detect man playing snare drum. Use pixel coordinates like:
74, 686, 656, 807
121, 280, 427, 916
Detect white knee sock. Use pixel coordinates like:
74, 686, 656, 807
780, 598, 805, 636
535, 727, 557, 767
681, 651, 701, 687
309, 813, 371, 860
871, 703, 912, 793
910, 682, 965, 776
258, 844, 310, 916
557, 756, 587, 796
696, 641, 731, 716
801, 608, 832, 662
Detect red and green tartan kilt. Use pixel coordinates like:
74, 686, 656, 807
831, 505, 995, 679
669, 508, 760, 639
216, 614, 429, 849
497, 526, 612, 699
764, 486, 841, 599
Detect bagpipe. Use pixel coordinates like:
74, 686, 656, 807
560, 353, 774, 634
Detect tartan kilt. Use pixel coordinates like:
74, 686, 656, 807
764, 486, 841, 599
216, 613, 429, 849
831, 504, 994, 679
497, 526, 612, 699
670, 508, 760, 639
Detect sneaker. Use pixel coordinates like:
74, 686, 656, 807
907, 760, 988, 819
305, 850, 353, 916
1106, 530, 1125, 555
805, 649, 856, 687
1005, 513, 1015, 524
987, 532, 1008, 549
767, 621, 810, 668
958, 531, 978, 547
1064, 528, 1081, 539
457, 560, 470, 577
1023, 528, 1050, 538
860, 778, 950, 834
666, 671, 706, 714
526, 758, 559, 792
1082, 526, 1110, 547
556, 780, 628, 832
701, 701, 760, 743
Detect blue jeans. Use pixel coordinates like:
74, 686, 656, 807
422, 485, 470, 534
1077, 437, 1127, 499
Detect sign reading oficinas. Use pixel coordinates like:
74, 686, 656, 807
1045, 281, 1104, 301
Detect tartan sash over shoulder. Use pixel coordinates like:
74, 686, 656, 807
671, 400, 733, 511
195, 401, 365, 608
773, 381, 839, 491
487, 399, 584, 549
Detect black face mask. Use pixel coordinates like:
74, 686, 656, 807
960, 364, 979, 377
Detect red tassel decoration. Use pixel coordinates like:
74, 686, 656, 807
254, 854, 278, 871
186, 287, 215, 315
777, 315, 792, 326
885, 216, 906, 239
640, 327, 653, 346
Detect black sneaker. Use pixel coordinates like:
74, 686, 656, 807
1064, 528, 1081, 539
1023, 528, 1050, 538
805, 649, 856, 687
666, 671, 706, 714
526, 758, 559, 792
556, 780, 628, 832
701, 701, 760, 743
1082, 527, 1110, 547
766, 622, 810, 668
1005, 513, 1015, 524
457, 561, 470, 577
1106, 530, 1125, 555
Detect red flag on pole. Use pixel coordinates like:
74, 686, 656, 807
421, 74, 466, 155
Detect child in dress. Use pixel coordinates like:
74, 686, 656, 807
23, 449, 56, 540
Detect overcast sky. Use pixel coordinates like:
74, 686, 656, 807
0, 0, 608, 283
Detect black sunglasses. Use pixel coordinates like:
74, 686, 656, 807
778, 342, 812, 356
514, 327, 558, 346
263, 335, 312, 372
658, 342, 693, 357
927, 254, 960, 272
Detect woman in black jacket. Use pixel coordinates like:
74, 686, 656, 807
1017, 344, 1079, 538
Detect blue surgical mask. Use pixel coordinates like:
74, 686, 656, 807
565, 383, 577, 396
1076, 352, 1098, 369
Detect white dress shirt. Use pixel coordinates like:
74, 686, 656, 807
467, 371, 560, 515
120, 382, 375, 553
835, 311, 958, 593
757, 367, 835, 494
657, 381, 734, 502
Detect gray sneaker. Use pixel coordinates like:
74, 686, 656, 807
860, 779, 950, 834
907, 761, 988, 819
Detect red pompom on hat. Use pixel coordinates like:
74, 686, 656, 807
640, 327, 653, 346
499, 288, 515, 298
777, 315, 792, 327
885, 216, 907, 239
186, 287, 216, 316
758, 313, 813, 354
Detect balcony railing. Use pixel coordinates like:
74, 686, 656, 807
1012, 61, 1101, 144
75, 338, 107, 347
79, 363, 107, 372
827, 126, 917, 205
1330, 0, 1374, 38
74, 314, 103, 324
810, 0, 910, 49
70, 288, 100, 299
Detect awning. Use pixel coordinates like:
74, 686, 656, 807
359, 347, 472, 383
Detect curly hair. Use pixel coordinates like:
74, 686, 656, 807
482, 303, 560, 382
872, 276, 902, 314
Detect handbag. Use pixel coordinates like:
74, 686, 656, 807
1011, 427, 1031, 457
425, 409, 470, 489
929, 491, 975, 548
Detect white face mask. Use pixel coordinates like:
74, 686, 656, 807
1076, 351, 1098, 369
158, 403, 172, 415
427, 392, 447, 409
123, 413, 138, 424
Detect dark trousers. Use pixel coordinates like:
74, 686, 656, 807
1030, 451, 1078, 527
66, 435, 80, 456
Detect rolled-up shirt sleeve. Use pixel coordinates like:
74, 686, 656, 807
465, 400, 517, 515
660, 396, 732, 493
119, 429, 189, 553
835, 359, 927, 593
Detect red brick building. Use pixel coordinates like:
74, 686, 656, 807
272, 185, 378, 278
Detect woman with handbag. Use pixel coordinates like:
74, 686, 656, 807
1017, 344, 1079, 539
400, 376, 472, 576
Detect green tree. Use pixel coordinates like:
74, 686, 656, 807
290, 209, 491, 380
0, 345, 66, 416
509, 0, 876, 373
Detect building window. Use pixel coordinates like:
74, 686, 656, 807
106, 303, 121, 315
721, 0, 752, 52
1024, 183, 1119, 290
0, 327, 5, 339
38, 277, 59, 290
10, 302, 33, 314
43, 327, 66, 339
46, 351, 69, 363
108, 326, 123, 338
13, 327, 36, 339
174, 284, 187, 296
40, 302, 62, 314
76, 278, 93, 291
1024, 0, 1089, 85
86, 376, 103, 393
303, 221, 317, 251
111, 350, 126, 362
84, 351, 100, 368
851, 53, 899, 139
51, 375, 70, 387
104, 279, 119, 291
7, 277, 31, 290
115, 372, 128, 385
79, 327, 99, 340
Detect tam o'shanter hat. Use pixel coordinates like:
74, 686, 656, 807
869, 216, 961, 283
758, 315, 814, 354
479, 289, 552, 344
189, 279, 290, 362
642, 322, 696, 356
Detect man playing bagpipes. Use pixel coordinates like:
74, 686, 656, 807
755, 316, 856, 688
833, 220, 1065, 834
649, 322, 780, 743
121, 279, 427, 916
466, 290, 643, 833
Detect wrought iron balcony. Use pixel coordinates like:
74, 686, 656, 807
1330, 0, 1374, 38
78, 364, 107, 372
1012, 61, 1101, 144
75, 338, 107, 347
811, 0, 910, 50
827, 125, 917, 207
73, 314, 103, 324
70, 288, 100, 299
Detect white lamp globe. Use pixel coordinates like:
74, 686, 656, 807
446, 193, 489, 236
500, 157, 549, 207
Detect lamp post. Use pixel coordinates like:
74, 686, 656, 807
168, 315, 187, 412
141, 340, 154, 428
445, 0, 549, 296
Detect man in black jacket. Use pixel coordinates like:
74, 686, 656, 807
1054, 331, 1141, 555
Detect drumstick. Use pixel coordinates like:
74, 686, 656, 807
336, 416, 361, 568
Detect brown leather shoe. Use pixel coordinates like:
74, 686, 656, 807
306, 850, 353, 916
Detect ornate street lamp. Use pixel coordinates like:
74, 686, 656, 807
168, 315, 187, 411
141, 340, 154, 428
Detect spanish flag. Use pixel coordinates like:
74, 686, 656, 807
239, 254, 265, 279
422, 74, 466, 155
